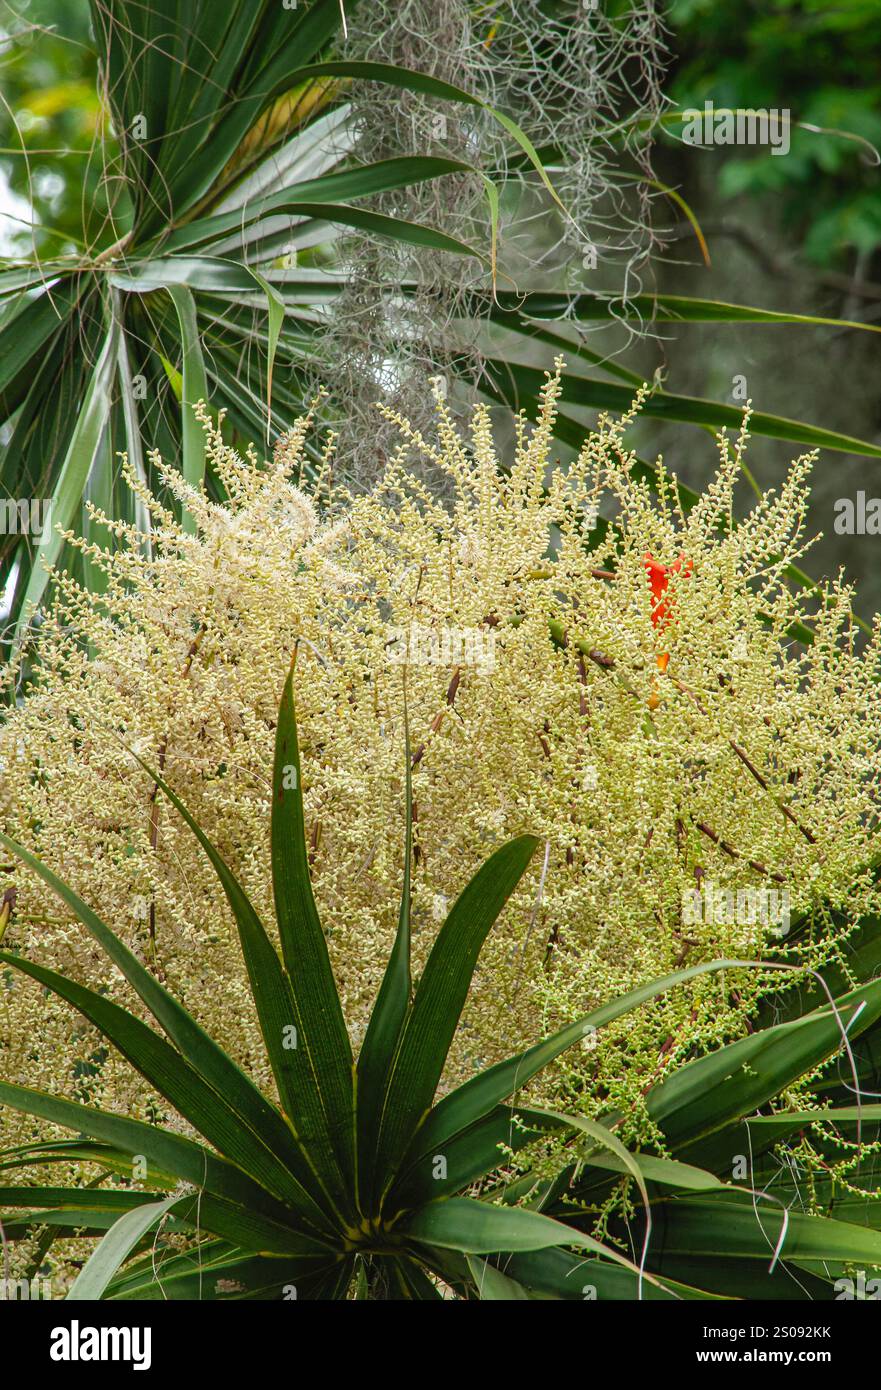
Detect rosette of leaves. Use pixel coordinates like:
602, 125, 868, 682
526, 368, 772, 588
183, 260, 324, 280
2, 669, 881, 1299
0, 0, 505, 651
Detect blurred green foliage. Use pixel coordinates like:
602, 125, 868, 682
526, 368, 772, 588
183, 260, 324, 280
0, 0, 118, 254
668, 0, 881, 267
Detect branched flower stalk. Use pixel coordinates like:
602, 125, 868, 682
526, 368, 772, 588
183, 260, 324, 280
2, 369, 881, 1255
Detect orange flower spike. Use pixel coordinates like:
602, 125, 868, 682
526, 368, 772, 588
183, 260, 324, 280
643, 551, 692, 686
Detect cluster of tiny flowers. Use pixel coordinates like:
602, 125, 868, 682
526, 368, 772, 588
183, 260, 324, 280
2, 369, 881, 1262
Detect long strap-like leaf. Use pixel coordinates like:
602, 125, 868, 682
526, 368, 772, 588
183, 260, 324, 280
400, 959, 762, 1171
409, 966, 881, 1183
653, 1192, 881, 1270
0, 948, 330, 1231
354, 681, 413, 1211
12, 320, 117, 654
164, 283, 207, 530
155, 157, 483, 254
391, 1106, 567, 1209
402, 1195, 680, 1297
479, 354, 881, 459
270, 668, 356, 1201
374, 835, 539, 1197
125, 754, 353, 1221
105, 1245, 333, 1302
0, 827, 331, 1220
647, 978, 881, 1153
66, 1193, 182, 1300
485, 288, 881, 335
0, 1078, 310, 1233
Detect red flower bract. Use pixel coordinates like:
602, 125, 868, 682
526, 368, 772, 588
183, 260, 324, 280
644, 551, 692, 673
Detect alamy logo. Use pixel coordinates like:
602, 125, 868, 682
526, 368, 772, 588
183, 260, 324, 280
49, 1320, 152, 1371
835, 1272, 881, 1300
834, 491, 881, 535
682, 880, 791, 937
0, 497, 52, 536
681, 101, 791, 156
1, 1276, 51, 1300
386, 622, 496, 672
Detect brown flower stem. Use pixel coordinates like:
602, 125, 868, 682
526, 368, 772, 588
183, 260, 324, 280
694, 818, 787, 883
673, 861, 705, 965
410, 664, 462, 770
669, 673, 816, 845
653, 1011, 700, 1073
578, 644, 653, 708
0, 887, 16, 944
728, 738, 816, 844
543, 922, 559, 973
672, 931, 700, 963
528, 632, 812, 986
609, 1005, 703, 1113
308, 819, 322, 869
675, 817, 686, 855
586, 648, 615, 670
410, 800, 421, 869
729, 989, 755, 1034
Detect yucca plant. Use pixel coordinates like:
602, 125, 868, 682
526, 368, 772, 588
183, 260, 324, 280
0, 0, 509, 650
1, 664, 881, 1299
